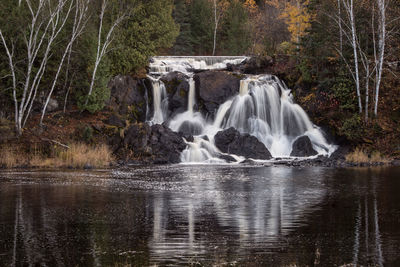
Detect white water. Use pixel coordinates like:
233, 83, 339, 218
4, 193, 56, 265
147, 57, 336, 163
188, 78, 195, 114
150, 56, 248, 75
148, 77, 168, 125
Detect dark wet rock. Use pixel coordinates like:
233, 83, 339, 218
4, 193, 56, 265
290, 136, 318, 157
112, 123, 186, 164
124, 123, 152, 152
240, 159, 265, 166
178, 132, 194, 143
178, 121, 203, 136
160, 71, 190, 114
228, 56, 274, 74
106, 114, 126, 128
329, 145, 350, 161
392, 160, 400, 166
107, 75, 148, 122
218, 153, 237, 163
214, 127, 272, 160
148, 124, 187, 163
194, 71, 240, 117
83, 163, 93, 169
200, 135, 209, 142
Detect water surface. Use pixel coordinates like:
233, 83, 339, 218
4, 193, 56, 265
0, 166, 399, 266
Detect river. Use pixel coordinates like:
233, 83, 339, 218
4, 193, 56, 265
0, 166, 399, 266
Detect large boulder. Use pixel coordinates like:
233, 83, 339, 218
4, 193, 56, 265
148, 124, 187, 163
160, 71, 190, 115
107, 75, 148, 122
227, 56, 274, 74
112, 123, 187, 164
194, 71, 240, 117
290, 136, 318, 157
123, 123, 151, 152
214, 127, 272, 160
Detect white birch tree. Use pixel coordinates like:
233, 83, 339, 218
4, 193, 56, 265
84, 0, 126, 106
373, 0, 387, 117
0, 0, 73, 135
40, 0, 90, 125
343, 0, 362, 114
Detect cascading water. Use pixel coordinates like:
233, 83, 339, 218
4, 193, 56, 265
148, 56, 336, 163
149, 56, 249, 74
148, 77, 168, 125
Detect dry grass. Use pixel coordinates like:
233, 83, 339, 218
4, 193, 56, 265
345, 148, 369, 163
1, 143, 114, 169
57, 143, 114, 168
346, 148, 390, 164
370, 151, 390, 164
0, 147, 19, 168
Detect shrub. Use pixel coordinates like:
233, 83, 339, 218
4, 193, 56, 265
82, 126, 94, 143
332, 74, 357, 112
340, 114, 364, 142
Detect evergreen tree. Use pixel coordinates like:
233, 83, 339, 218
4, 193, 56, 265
109, 0, 179, 75
220, 0, 251, 55
189, 0, 214, 55
172, 0, 193, 55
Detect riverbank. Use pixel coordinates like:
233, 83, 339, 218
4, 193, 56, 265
1, 56, 399, 168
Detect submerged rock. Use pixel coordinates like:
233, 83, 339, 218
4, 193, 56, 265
214, 127, 272, 160
290, 136, 318, 157
194, 71, 240, 117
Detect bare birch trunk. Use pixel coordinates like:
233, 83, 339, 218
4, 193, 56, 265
0, 0, 72, 134
85, 0, 125, 106
374, 0, 386, 117
213, 0, 217, 56
40, 0, 89, 125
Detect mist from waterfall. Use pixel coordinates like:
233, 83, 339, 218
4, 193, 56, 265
148, 57, 336, 163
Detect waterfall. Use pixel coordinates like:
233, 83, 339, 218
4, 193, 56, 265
147, 57, 336, 163
150, 56, 248, 74
188, 78, 195, 115
148, 77, 168, 125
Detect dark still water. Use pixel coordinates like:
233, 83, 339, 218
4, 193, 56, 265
0, 166, 400, 266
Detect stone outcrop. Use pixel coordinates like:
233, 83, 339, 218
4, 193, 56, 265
214, 127, 272, 160
107, 75, 149, 122
194, 71, 240, 117
111, 123, 187, 164
161, 71, 190, 116
290, 136, 318, 157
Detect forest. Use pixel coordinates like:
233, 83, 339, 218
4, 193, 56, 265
1, 0, 400, 163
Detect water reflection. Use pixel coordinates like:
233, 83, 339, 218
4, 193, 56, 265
0, 166, 399, 266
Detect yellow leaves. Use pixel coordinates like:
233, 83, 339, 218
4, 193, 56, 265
244, 0, 258, 14
279, 0, 313, 42
267, 0, 314, 43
